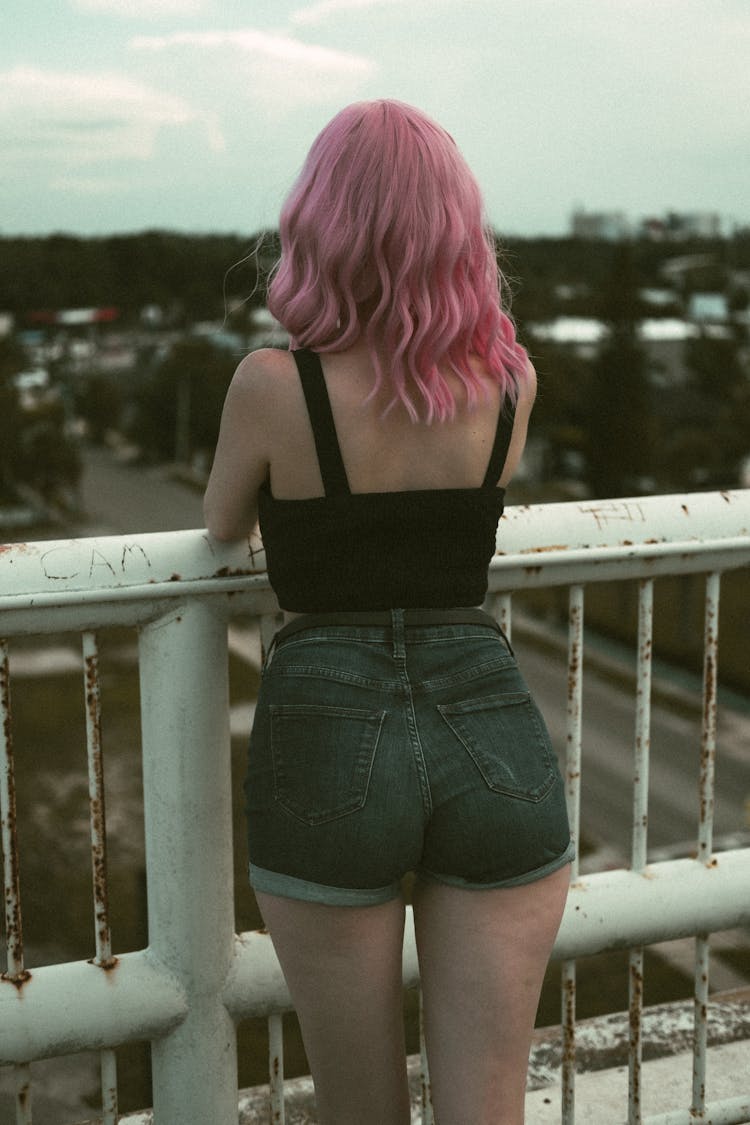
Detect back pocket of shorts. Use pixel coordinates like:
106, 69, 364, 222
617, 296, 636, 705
437, 692, 556, 802
270, 704, 386, 825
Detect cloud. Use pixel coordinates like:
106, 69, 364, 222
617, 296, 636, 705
289, 0, 405, 25
0, 65, 224, 164
69, 0, 208, 16
131, 27, 373, 75
130, 28, 376, 113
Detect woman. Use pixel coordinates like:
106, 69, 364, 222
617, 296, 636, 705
204, 100, 572, 1125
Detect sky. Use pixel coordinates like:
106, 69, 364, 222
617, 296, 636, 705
1, 0, 749, 240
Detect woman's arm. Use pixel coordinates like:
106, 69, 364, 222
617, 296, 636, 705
203, 352, 272, 541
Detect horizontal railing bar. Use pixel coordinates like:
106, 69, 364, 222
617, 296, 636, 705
0, 950, 187, 1065
487, 540, 750, 591
0, 574, 275, 613
552, 853, 750, 961
0, 490, 747, 602
498, 490, 750, 552
644, 1094, 750, 1124
223, 853, 750, 1022
0, 589, 280, 639
0, 541, 746, 622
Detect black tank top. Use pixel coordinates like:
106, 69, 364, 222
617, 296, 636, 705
257, 349, 515, 613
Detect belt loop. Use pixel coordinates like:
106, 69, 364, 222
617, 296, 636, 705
390, 608, 405, 660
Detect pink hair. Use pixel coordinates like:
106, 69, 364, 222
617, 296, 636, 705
267, 99, 529, 422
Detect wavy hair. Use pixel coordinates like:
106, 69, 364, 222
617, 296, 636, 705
267, 99, 528, 422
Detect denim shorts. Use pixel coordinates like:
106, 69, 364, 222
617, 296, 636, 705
245, 608, 573, 906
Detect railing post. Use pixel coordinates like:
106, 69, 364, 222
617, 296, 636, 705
138, 600, 238, 1125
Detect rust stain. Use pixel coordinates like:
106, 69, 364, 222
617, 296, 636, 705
1, 647, 27, 978
629, 959, 644, 1106
17, 1079, 30, 1111
562, 971, 576, 1066
521, 544, 569, 554
84, 640, 113, 964
1, 968, 32, 991
213, 565, 261, 578
420, 1074, 432, 1112
89, 955, 119, 972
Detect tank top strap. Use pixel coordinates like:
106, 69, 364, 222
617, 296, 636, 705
293, 349, 351, 497
481, 394, 517, 488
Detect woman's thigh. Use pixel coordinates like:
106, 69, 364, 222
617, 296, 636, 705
413, 865, 571, 1125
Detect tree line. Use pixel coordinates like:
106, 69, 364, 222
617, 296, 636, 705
1, 230, 749, 520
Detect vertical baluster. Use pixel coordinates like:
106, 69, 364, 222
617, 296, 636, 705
1, 640, 34, 1124
260, 611, 284, 667
268, 1012, 285, 1124
100, 1050, 118, 1125
82, 631, 119, 1124
631, 579, 653, 875
628, 578, 653, 1124
697, 572, 719, 864
491, 592, 513, 644
560, 961, 576, 1125
692, 572, 720, 1120
692, 935, 710, 1122
561, 585, 583, 1125
419, 989, 433, 1125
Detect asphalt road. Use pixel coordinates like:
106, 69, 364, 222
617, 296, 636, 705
77, 446, 206, 535
512, 637, 750, 866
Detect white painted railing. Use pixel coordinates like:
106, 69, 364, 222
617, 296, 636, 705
1, 489, 750, 1125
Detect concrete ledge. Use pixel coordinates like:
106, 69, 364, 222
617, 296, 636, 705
527, 987, 750, 1087
525, 1040, 750, 1123
99, 991, 750, 1124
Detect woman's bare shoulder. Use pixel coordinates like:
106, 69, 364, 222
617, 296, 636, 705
226, 348, 299, 416
232, 347, 295, 388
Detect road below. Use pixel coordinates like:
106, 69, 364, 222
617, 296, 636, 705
512, 636, 750, 866
77, 445, 205, 535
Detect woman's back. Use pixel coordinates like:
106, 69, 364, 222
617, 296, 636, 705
256, 343, 532, 502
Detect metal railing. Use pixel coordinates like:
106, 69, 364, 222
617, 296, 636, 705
1, 489, 750, 1125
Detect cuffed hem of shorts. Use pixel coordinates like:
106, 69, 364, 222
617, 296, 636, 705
249, 862, 401, 907
416, 839, 576, 892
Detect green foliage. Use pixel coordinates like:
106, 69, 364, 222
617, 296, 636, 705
585, 327, 654, 497
0, 230, 274, 322
74, 373, 125, 444
672, 331, 750, 487
127, 337, 236, 463
0, 337, 83, 510
526, 340, 592, 481
0, 338, 25, 500
18, 414, 83, 505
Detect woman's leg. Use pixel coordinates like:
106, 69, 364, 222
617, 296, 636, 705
413, 864, 570, 1125
255, 891, 411, 1125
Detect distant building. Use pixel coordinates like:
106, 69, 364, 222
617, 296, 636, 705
571, 208, 723, 242
639, 212, 722, 241
570, 208, 630, 241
